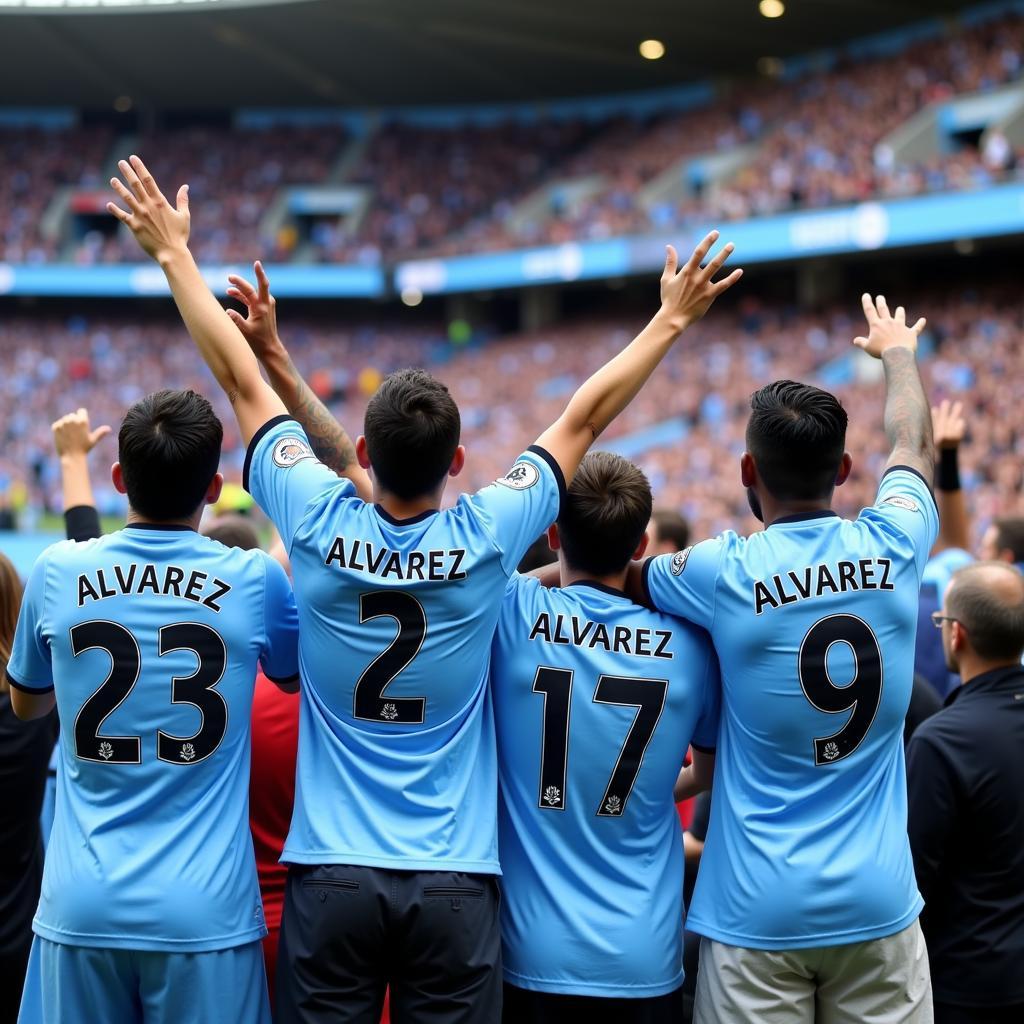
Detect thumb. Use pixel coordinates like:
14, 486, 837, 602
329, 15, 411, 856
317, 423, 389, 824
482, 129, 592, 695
852, 336, 869, 349
176, 183, 189, 214
90, 425, 112, 445
226, 308, 245, 326
663, 244, 678, 279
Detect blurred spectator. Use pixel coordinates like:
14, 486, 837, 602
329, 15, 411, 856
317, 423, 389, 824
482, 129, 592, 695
907, 562, 1024, 1024
649, 509, 691, 556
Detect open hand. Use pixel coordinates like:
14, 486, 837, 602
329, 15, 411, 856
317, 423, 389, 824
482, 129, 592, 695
226, 261, 282, 361
854, 294, 926, 359
932, 399, 966, 450
659, 230, 742, 331
107, 155, 190, 263
52, 408, 111, 459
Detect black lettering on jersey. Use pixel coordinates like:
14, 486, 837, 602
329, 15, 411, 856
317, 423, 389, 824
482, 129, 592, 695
878, 558, 894, 591
78, 574, 101, 607
381, 551, 404, 579
325, 536, 346, 568
163, 566, 185, 598
652, 630, 673, 660
858, 559, 878, 589
613, 626, 632, 654
202, 578, 231, 613
754, 580, 779, 615
816, 564, 839, 595
529, 613, 552, 642
837, 561, 858, 591
635, 628, 652, 657
591, 623, 610, 650
139, 564, 161, 595
788, 568, 812, 599
449, 549, 467, 581
553, 614, 571, 644
349, 540, 365, 572
570, 616, 594, 646
407, 551, 426, 581
772, 574, 800, 606
113, 563, 137, 593
95, 568, 117, 599
185, 570, 208, 602
366, 544, 388, 575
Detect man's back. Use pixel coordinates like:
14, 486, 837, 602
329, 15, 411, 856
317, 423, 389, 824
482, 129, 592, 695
644, 467, 939, 948
7, 525, 297, 951
492, 576, 719, 997
245, 418, 564, 870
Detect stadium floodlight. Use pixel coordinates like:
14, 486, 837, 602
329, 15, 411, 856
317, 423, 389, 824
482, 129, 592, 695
759, 0, 785, 18
0, 0, 307, 12
638, 39, 666, 61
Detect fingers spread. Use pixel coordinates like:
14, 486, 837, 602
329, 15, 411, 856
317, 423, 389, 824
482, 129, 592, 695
712, 267, 743, 294
119, 159, 147, 202
895, 306, 906, 324
227, 274, 257, 300
911, 317, 927, 334
702, 242, 735, 281
110, 178, 139, 211
255, 260, 272, 300
686, 230, 719, 272
107, 201, 132, 224
129, 155, 160, 199
861, 293, 877, 322
875, 294, 891, 319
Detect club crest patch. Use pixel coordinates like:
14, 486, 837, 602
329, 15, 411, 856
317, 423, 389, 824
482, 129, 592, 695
497, 461, 540, 490
272, 435, 314, 469
671, 546, 693, 576
882, 495, 918, 512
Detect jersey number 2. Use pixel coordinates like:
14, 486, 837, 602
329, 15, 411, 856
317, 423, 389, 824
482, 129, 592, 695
72, 620, 228, 765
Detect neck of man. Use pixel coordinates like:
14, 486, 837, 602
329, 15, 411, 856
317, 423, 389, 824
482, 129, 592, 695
958, 655, 1023, 686
126, 508, 202, 532
373, 486, 443, 522
761, 496, 835, 528
558, 558, 629, 595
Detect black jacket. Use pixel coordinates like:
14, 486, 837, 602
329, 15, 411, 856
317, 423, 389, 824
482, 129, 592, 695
906, 665, 1024, 1007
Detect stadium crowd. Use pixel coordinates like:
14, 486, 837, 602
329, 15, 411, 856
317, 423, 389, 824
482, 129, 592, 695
2, 12, 1024, 266
1, 281, 1021, 543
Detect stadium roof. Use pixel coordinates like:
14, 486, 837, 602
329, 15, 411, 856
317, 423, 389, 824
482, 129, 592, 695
0, 0, 991, 110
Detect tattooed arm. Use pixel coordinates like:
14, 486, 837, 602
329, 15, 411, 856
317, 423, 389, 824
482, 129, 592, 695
227, 262, 373, 501
853, 293, 934, 481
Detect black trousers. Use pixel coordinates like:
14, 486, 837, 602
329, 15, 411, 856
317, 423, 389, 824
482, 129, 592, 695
934, 1002, 1024, 1024
276, 864, 502, 1024
502, 982, 685, 1024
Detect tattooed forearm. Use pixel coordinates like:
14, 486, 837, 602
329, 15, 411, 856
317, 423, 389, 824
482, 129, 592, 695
283, 358, 357, 476
881, 347, 934, 478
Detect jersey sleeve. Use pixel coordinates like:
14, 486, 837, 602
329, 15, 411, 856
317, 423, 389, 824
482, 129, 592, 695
641, 536, 725, 631
258, 552, 301, 685
690, 640, 722, 753
860, 466, 940, 582
466, 446, 566, 577
243, 415, 354, 549
6, 550, 54, 693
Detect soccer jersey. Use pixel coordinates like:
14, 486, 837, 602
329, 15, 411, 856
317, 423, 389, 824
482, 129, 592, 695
6, 524, 299, 952
644, 467, 939, 950
492, 576, 720, 996
244, 416, 565, 873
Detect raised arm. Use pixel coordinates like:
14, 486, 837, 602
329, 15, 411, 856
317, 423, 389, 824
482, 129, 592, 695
931, 399, 971, 553
853, 294, 934, 481
52, 408, 109, 542
225, 263, 372, 501
107, 155, 286, 443
535, 231, 741, 482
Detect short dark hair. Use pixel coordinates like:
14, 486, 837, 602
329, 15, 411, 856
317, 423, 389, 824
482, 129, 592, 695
947, 562, 1024, 661
203, 514, 260, 551
746, 380, 848, 502
994, 517, 1024, 563
558, 451, 652, 577
653, 509, 690, 550
118, 390, 222, 521
363, 369, 461, 500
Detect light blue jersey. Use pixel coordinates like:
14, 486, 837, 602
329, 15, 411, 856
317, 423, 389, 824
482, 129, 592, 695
7, 524, 299, 952
244, 416, 564, 873
644, 467, 939, 950
492, 576, 719, 996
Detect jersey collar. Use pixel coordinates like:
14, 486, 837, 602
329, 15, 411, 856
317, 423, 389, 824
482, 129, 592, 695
373, 505, 439, 527
565, 580, 632, 601
124, 523, 195, 531
769, 510, 839, 527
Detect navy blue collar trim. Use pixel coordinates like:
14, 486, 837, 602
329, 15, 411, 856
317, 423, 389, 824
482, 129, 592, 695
125, 523, 195, 532
374, 505, 438, 526
566, 580, 629, 599
769, 510, 839, 526
945, 665, 1024, 706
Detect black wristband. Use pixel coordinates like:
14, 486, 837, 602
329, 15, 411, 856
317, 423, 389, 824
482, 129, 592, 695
64, 505, 102, 543
936, 447, 961, 492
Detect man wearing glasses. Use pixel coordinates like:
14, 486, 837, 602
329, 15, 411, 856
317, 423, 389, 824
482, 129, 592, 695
907, 561, 1024, 1024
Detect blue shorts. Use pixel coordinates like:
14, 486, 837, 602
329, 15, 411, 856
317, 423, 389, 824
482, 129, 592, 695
18, 936, 270, 1024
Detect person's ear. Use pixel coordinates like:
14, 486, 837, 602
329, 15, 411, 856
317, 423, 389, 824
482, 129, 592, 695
112, 462, 127, 495
950, 619, 967, 653
835, 452, 853, 488
448, 445, 466, 479
205, 472, 224, 507
632, 530, 650, 562
740, 452, 756, 488
546, 523, 561, 552
355, 435, 371, 471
